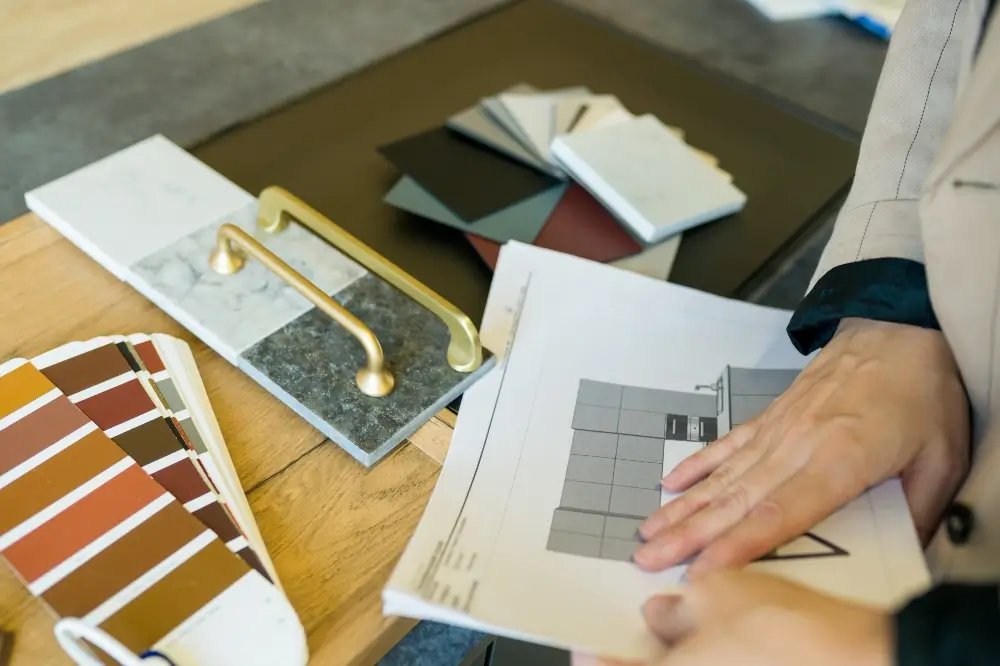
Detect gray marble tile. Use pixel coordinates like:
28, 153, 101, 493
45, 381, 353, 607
239, 273, 492, 464
131, 203, 367, 361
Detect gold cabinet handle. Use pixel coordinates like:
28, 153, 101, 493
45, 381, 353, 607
209, 223, 395, 398
256, 186, 484, 373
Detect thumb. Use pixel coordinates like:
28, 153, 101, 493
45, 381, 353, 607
642, 595, 694, 645
902, 445, 967, 544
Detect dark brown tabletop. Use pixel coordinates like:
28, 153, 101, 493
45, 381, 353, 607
193, 0, 858, 324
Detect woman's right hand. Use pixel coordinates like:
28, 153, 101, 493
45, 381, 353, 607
634, 318, 970, 573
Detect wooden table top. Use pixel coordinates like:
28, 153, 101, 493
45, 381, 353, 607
0, 213, 456, 665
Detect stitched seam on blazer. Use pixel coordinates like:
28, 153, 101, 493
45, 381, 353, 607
894, 0, 964, 199
843, 197, 918, 216
855, 201, 879, 261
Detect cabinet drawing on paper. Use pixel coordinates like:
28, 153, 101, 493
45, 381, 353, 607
547, 366, 849, 563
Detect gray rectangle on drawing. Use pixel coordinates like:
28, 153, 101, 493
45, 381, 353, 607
621, 386, 717, 418
600, 537, 638, 562
571, 430, 618, 457
613, 459, 663, 489
548, 530, 602, 557
616, 435, 663, 463
617, 409, 666, 438
604, 515, 644, 540
572, 404, 621, 433
552, 509, 606, 536
610, 486, 661, 518
560, 480, 612, 512
728, 367, 799, 396
566, 455, 615, 484
577, 380, 623, 408
730, 394, 777, 425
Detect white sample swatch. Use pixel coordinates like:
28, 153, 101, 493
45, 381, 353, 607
551, 114, 747, 243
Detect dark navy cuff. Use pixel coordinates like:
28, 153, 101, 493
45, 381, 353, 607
895, 583, 1000, 666
786, 258, 940, 355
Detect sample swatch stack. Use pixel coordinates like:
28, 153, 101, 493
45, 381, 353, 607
0, 334, 306, 665
378, 84, 746, 281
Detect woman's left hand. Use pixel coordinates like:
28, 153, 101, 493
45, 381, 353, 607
572, 569, 893, 666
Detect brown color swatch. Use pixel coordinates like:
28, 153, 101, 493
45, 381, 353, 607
75, 380, 154, 431
464, 186, 641, 267
465, 234, 501, 270
113, 419, 185, 467
193, 502, 242, 543
39, 345, 133, 397
3, 462, 163, 583
0, 363, 53, 421
132, 341, 166, 374
0, 396, 91, 476
0, 430, 125, 536
42, 502, 205, 618
99, 540, 247, 654
533, 185, 641, 262
236, 546, 270, 582
151, 459, 210, 503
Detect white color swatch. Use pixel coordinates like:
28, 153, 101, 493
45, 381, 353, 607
551, 114, 747, 243
383, 243, 929, 661
497, 93, 561, 162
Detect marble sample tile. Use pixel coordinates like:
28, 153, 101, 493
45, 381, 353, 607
239, 273, 493, 466
25, 135, 254, 271
131, 203, 367, 362
551, 114, 747, 243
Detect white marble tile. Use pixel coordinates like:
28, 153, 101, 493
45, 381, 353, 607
25, 135, 254, 271
130, 203, 367, 362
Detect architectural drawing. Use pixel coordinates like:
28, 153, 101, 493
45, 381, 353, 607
548, 367, 850, 563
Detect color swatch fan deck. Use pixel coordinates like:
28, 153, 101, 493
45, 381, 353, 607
0, 334, 306, 666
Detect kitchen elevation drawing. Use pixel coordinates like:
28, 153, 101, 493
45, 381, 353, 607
547, 366, 850, 562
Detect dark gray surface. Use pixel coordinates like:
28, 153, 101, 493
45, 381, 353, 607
0, 0, 506, 223
0, 0, 884, 226
563, 0, 886, 135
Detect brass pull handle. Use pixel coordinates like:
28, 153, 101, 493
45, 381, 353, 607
257, 186, 484, 373
209, 224, 395, 398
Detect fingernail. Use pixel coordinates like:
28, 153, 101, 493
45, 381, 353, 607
639, 517, 661, 539
643, 595, 681, 619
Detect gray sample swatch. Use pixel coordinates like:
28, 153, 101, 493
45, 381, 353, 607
384, 175, 566, 244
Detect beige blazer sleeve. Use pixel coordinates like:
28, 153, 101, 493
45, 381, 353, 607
809, 0, 967, 289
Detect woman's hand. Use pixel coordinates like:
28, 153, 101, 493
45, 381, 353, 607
636, 318, 969, 573
572, 570, 893, 666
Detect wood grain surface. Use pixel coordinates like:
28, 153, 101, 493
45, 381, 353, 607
0, 214, 455, 664
0, 0, 265, 95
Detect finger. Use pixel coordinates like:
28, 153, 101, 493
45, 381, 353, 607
642, 595, 694, 645
571, 651, 643, 666
570, 653, 636, 666
634, 452, 798, 571
688, 463, 858, 573
639, 441, 765, 542
661, 422, 759, 492
902, 442, 969, 544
